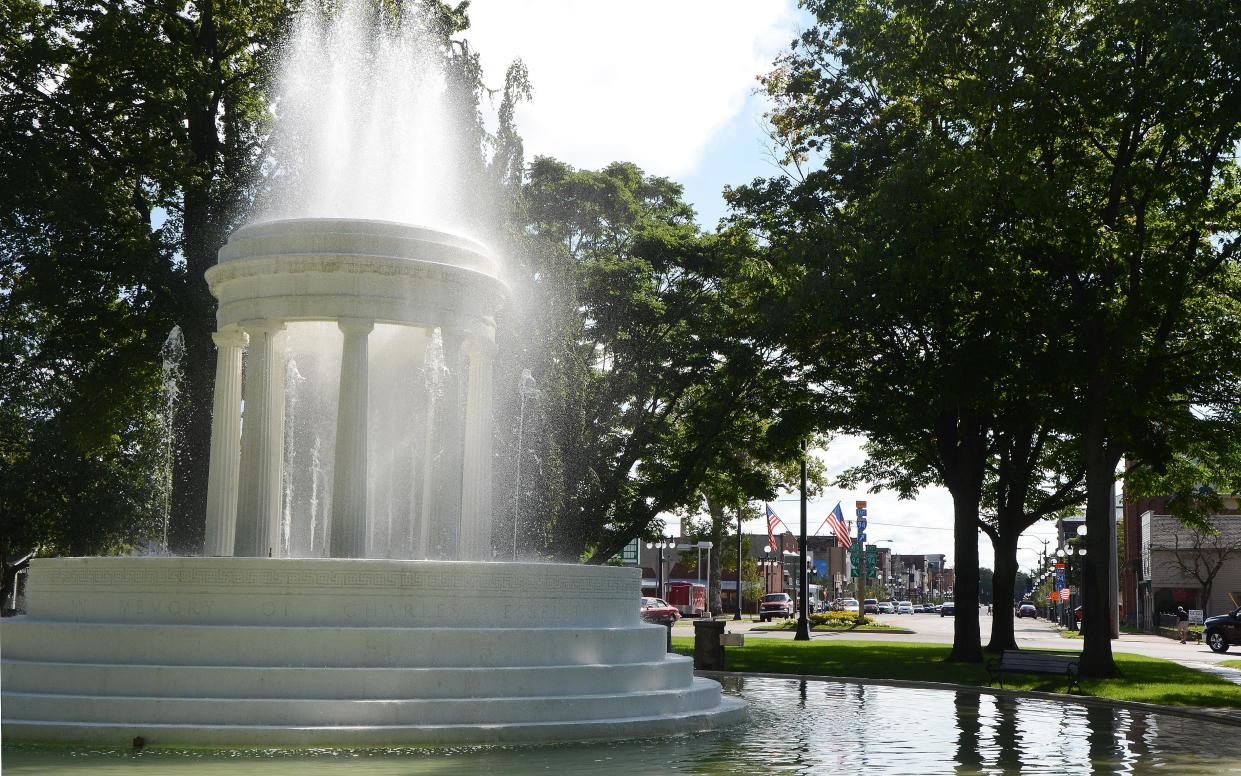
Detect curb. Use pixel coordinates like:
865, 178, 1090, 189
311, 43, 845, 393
694, 670, 1241, 728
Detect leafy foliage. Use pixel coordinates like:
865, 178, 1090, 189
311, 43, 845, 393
504, 159, 815, 563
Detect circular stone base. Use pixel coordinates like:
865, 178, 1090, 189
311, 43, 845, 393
0, 557, 745, 747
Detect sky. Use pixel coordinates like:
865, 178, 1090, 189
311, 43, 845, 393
465, 2, 1064, 576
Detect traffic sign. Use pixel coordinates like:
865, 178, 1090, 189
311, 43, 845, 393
857, 517, 868, 531
858, 531, 867, 543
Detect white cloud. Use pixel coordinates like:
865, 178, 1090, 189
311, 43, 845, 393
465, 1, 798, 177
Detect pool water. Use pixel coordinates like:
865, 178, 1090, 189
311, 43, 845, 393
4, 676, 1237, 775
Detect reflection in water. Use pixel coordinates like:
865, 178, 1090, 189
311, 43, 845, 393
955, 691, 984, 774
5, 677, 1236, 775
993, 696, 1021, 774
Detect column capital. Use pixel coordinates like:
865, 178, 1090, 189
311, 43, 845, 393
211, 328, 249, 349
239, 319, 286, 335
462, 336, 498, 359
338, 318, 375, 336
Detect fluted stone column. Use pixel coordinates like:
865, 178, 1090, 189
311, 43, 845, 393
459, 338, 496, 560
330, 318, 374, 558
428, 331, 466, 559
203, 327, 248, 556
234, 320, 286, 558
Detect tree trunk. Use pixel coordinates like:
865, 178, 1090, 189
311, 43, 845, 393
936, 410, 987, 663
168, 4, 224, 555
706, 497, 726, 616
949, 491, 983, 662
1079, 432, 1122, 678
987, 528, 1020, 653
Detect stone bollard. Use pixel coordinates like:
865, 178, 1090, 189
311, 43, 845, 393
693, 618, 727, 670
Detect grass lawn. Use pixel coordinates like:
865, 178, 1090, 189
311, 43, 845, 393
671, 637, 1241, 710
1221, 659, 1241, 670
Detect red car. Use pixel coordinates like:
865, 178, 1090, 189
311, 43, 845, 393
759, 593, 795, 622
640, 597, 680, 626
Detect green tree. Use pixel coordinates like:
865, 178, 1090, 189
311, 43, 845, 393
732, 0, 1241, 676
1, 0, 291, 556
510, 158, 816, 564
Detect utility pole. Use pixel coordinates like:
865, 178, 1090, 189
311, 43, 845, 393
794, 449, 811, 640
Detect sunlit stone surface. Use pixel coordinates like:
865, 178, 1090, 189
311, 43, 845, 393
1, 557, 745, 745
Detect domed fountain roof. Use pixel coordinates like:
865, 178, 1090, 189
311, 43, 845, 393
207, 217, 508, 340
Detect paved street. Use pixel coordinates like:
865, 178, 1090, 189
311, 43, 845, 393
680, 609, 1241, 683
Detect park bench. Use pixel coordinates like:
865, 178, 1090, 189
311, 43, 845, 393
986, 650, 1081, 693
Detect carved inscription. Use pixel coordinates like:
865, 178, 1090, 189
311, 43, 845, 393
119, 599, 213, 617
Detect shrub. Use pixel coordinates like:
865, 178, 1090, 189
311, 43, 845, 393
810, 612, 875, 627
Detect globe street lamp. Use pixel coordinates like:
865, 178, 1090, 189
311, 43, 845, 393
645, 536, 674, 600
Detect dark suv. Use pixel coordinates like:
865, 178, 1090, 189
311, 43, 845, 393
759, 593, 794, 622
1204, 606, 1241, 653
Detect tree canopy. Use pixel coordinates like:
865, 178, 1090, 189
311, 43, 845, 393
728, 0, 1241, 670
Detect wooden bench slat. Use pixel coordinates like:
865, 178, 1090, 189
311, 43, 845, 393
987, 650, 1081, 693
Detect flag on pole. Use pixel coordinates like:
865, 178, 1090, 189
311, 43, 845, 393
824, 502, 852, 549
765, 504, 786, 550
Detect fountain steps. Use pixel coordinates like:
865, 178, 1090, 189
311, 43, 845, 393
0, 620, 665, 667
3, 678, 724, 727
2, 698, 748, 746
1, 557, 746, 745
1, 657, 694, 699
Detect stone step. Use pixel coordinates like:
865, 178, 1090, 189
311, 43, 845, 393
0, 620, 668, 668
0, 656, 695, 699
0, 696, 749, 747
2, 678, 723, 727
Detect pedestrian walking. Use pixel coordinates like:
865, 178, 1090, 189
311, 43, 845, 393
1176, 606, 1189, 643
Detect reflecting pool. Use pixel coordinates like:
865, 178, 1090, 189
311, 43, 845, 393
5, 676, 1236, 775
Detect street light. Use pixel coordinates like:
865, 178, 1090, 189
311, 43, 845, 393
761, 545, 772, 593
697, 541, 714, 616
645, 537, 675, 599
734, 503, 745, 621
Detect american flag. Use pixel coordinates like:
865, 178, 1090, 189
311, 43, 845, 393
765, 504, 786, 550
824, 502, 852, 549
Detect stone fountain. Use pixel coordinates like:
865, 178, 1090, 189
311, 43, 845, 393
0, 217, 745, 746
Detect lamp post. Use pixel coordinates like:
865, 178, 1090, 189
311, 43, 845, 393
762, 545, 772, 593
512, 370, 540, 560
698, 541, 714, 617
645, 536, 675, 600
794, 448, 811, 641
734, 502, 744, 620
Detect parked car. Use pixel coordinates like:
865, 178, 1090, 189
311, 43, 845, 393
639, 597, 680, 626
863, 598, 880, 614
897, 601, 915, 615
1204, 606, 1241, 653
1016, 603, 1038, 619
878, 601, 895, 614
758, 593, 795, 622
939, 601, 956, 617
841, 598, 860, 614
927, 604, 941, 613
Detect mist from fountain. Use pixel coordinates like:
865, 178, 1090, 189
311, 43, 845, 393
256, 0, 480, 239
158, 325, 185, 552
